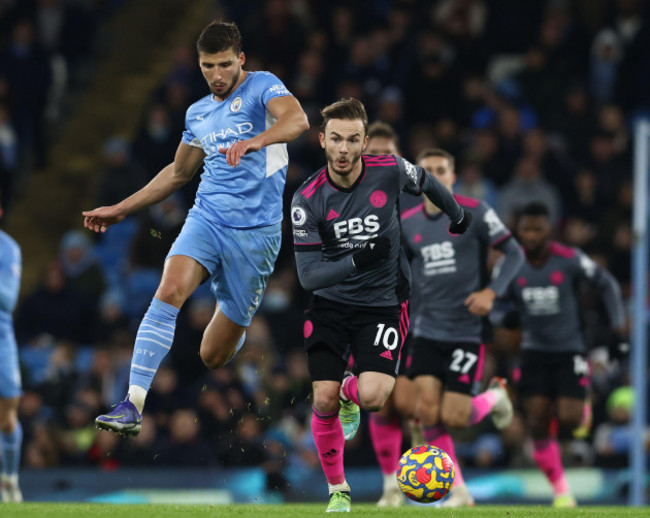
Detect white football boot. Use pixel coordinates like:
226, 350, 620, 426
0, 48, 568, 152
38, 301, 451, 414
1, 474, 23, 503
488, 377, 514, 430
440, 484, 475, 507
377, 474, 405, 507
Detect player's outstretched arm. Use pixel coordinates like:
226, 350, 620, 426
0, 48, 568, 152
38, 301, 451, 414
219, 95, 309, 166
419, 173, 470, 234
295, 237, 390, 292
587, 260, 628, 358
83, 142, 204, 233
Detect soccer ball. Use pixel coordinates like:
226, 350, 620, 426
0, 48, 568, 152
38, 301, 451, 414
396, 445, 455, 503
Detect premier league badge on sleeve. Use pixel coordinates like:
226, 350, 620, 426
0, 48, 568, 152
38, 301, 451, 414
291, 206, 307, 226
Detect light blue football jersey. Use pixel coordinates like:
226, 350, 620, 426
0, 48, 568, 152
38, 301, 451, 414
0, 229, 22, 398
0, 229, 21, 324
182, 71, 292, 229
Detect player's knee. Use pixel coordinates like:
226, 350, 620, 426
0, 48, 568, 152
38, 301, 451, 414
199, 343, 231, 370
0, 412, 16, 434
558, 411, 582, 431
393, 396, 414, 419
441, 410, 469, 429
312, 390, 340, 415
527, 417, 550, 440
415, 399, 440, 426
155, 280, 189, 307
358, 385, 391, 412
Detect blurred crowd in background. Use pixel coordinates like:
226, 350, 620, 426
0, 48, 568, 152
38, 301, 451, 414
1, 0, 649, 495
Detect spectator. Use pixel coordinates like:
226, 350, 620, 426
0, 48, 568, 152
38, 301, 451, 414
58, 230, 106, 300
498, 155, 562, 227
16, 260, 96, 344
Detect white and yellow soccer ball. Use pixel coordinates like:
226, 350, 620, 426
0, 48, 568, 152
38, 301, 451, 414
396, 445, 455, 503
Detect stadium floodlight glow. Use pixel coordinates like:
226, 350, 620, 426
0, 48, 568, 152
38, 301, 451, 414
630, 117, 650, 507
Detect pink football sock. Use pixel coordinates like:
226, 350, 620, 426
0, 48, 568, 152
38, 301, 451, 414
422, 423, 465, 486
467, 390, 498, 426
312, 406, 345, 485
369, 414, 402, 475
341, 375, 361, 406
533, 439, 570, 496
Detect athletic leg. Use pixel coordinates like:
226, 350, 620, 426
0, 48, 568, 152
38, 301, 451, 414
96, 255, 205, 435
0, 397, 22, 503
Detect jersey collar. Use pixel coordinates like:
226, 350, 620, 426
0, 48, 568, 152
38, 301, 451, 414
326, 157, 366, 193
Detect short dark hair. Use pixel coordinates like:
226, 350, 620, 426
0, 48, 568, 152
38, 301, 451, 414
519, 201, 550, 218
320, 98, 368, 135
416, 147, 455, 170
196, 20, 242, 55
368, 121, 398, 144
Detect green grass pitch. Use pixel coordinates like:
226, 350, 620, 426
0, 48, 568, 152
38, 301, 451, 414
2, 504, 650, 518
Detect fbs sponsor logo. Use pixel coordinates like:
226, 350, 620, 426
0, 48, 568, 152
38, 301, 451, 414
521, 285, 560, 315
421, 241, 456, 276
333, 215, 380, 241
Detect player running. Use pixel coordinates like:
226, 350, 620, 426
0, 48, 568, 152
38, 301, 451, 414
85, 21, 309, 436
400, 148, 524, 507
291, 99, 471, 512
362, 121, 421, 507
493, 201, 627, 508
0, 191, 23, 502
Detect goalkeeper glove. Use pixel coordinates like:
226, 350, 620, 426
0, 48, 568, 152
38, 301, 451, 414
449, 209, 472, 235
352, 236, 390, 269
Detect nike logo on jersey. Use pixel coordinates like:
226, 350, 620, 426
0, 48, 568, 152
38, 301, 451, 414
196, 116, 204, 121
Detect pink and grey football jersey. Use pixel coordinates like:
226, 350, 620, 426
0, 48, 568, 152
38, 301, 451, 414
402, 195, 513, 343
504, 242, 625, 352
291, 155, 462, 306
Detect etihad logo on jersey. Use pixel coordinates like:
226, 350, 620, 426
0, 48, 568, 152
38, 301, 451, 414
333, 215, 380, 245
200, 122, 254, 147
421, 241, 456, 276
522, 286, 560, 315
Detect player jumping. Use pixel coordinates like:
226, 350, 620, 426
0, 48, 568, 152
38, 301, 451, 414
84, 20, 309, 436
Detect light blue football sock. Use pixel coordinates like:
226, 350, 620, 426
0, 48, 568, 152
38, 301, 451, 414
129, 297, 179, 391
0, 421, 22, 476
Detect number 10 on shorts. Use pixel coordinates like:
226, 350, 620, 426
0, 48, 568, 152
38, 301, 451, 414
374, 323, 399, 350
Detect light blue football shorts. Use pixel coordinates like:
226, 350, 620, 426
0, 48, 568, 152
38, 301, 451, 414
166, 211, 281, 327
0, 324, 22, 398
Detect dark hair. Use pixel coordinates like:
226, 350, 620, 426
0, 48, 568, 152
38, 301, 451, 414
519, 201, 550, 218
368, 121, 398, 144
196, 20, 242, 55
320, 98, 368, 135
416, 147, 455, 170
